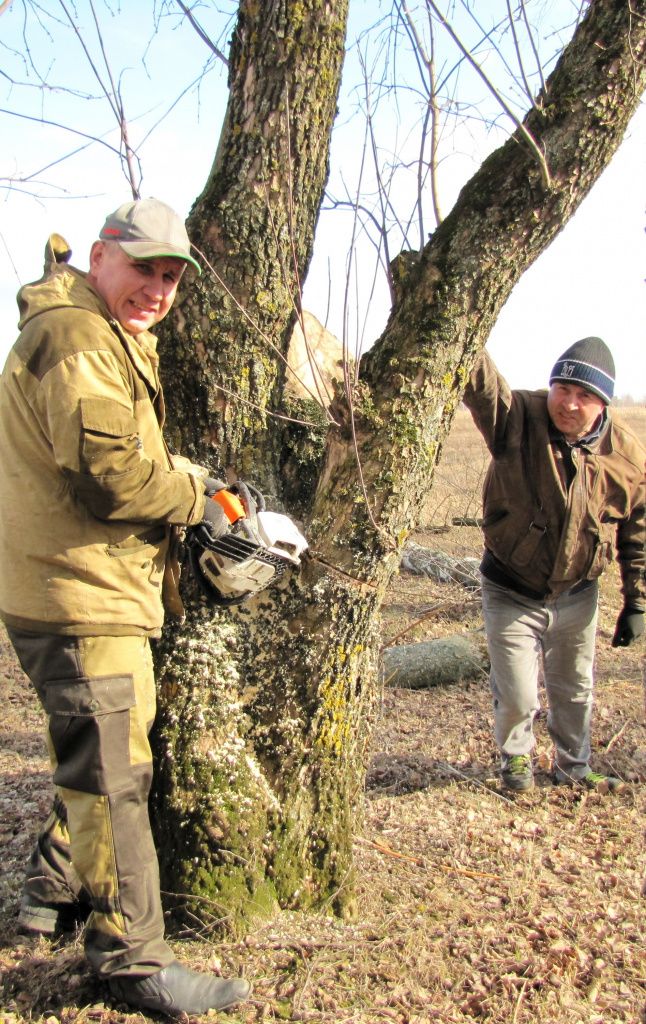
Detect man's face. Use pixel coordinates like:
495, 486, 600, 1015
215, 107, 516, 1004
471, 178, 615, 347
88, 241, 185, 335
547, 381, 605, 442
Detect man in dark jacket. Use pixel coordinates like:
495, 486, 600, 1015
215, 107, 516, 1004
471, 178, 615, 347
463, 338, 645, 792
0, 199, 250, 1014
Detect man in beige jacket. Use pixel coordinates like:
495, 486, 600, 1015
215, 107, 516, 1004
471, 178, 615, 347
0, 199, 250, 1014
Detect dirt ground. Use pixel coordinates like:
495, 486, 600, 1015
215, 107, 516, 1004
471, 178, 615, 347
1, 408, 644, 1024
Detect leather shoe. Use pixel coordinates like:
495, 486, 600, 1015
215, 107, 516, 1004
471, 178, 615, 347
108, 961, 251, 1015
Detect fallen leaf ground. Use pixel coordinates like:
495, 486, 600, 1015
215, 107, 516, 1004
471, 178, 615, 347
1, 409, 644, 1024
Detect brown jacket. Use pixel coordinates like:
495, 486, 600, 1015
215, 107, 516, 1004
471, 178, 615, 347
0, 244, 207, 635
463, 351, 645, 606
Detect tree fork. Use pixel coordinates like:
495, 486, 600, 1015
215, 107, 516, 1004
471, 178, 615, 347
151, 0, 646, 933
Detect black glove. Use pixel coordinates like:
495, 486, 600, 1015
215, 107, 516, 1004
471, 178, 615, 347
201, 494, 229, 540
611, 605, 644, 648
203, 476, 227, 497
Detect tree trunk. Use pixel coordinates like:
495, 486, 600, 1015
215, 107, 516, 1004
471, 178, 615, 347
151, 0, 357, 931
151, 0, 646, 932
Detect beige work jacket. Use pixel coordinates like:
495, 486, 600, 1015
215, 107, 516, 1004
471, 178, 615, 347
0, 245, 206, 635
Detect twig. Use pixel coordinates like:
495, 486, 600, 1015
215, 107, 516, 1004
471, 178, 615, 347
356, 836, 504, 880
400, 0, 443, 234
505, 0, 537, 109
0, 107, 124, 158
261, 92, 336, 413
175, 0, 229, 65
381, 598, 481, 648
511, 978, 528, 1023
338, 73, 397, 549
212, 380, 325, 429
604, 719, 631, 753
425, 0, 552, 188
309, 554, 380, 591
436, 761, 516, 805
190, 244, 339, 426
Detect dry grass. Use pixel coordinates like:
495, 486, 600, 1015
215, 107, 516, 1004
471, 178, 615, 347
1, 407, 644, 1024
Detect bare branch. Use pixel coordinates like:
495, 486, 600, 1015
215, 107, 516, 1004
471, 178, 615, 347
174, 0, 229, 66
425, 0, 552, 188
400, 0, 443, 235
518, 0, 548, 98
0, 107, 126, 159
56, 0, 141, 197
0, 228, 22, 285
505, 0, 540, 109
337, 115, 394, 547
281, 89, 336, 410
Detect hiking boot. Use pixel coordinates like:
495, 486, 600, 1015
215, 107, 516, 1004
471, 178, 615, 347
17, 893, 91, 937
558, 771, 625, 793
501, 754, 533, 792
108, 961, 251, 1016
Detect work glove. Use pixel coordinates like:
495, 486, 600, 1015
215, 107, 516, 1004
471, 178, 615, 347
611, 605, 644, 648
201, 494, 229, 540
203, 477, 228, 497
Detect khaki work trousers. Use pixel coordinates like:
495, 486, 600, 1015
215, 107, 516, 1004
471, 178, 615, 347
8, 629, 175, 978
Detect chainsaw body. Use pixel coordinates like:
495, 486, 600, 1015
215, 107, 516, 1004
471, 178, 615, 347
186, 485, 308, 607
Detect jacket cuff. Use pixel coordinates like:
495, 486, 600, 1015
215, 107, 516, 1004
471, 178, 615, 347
185, 473, 207, 526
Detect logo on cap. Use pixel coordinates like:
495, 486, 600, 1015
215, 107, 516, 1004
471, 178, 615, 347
561, 362, 576, 378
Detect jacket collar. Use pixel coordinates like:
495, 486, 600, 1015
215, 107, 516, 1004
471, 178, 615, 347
109, 317, 161, 396
549, 408, 611, 453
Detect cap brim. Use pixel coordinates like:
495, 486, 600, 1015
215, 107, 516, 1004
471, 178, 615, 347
118, 240, 201, 275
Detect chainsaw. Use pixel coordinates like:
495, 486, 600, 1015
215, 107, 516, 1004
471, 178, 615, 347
185, 482, 308, 607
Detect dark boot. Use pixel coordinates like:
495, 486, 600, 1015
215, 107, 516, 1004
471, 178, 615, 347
108, 961, 251, 1015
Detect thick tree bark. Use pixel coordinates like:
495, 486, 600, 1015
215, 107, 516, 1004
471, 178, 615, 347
151, 0, 357, 930
151, 0, 646, 932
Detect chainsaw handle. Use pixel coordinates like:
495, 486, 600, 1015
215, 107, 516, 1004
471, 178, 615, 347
229, 480, 264, 517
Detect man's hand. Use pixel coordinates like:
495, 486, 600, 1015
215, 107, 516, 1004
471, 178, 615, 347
201, 495, 229, 540
611, 605, 644, 647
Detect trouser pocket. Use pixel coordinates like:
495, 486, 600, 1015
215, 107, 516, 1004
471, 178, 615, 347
42, 673, 135, 792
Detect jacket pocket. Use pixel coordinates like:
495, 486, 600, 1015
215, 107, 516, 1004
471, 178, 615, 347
482, 509, 508, 529
508, 523, 548, 568
106, 526, 166, 560
80, 396, 138, 440
79, 396, 140, 475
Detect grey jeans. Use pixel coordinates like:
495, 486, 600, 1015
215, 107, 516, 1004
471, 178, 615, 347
480, 577, 599, 781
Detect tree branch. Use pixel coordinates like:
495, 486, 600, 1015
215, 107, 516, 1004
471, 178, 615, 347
425, 0, 552, 188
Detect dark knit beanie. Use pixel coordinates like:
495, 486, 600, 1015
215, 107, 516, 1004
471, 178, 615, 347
549, 337, 615, 405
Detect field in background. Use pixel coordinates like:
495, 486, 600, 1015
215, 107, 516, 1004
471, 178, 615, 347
0, 406, 644, 1023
